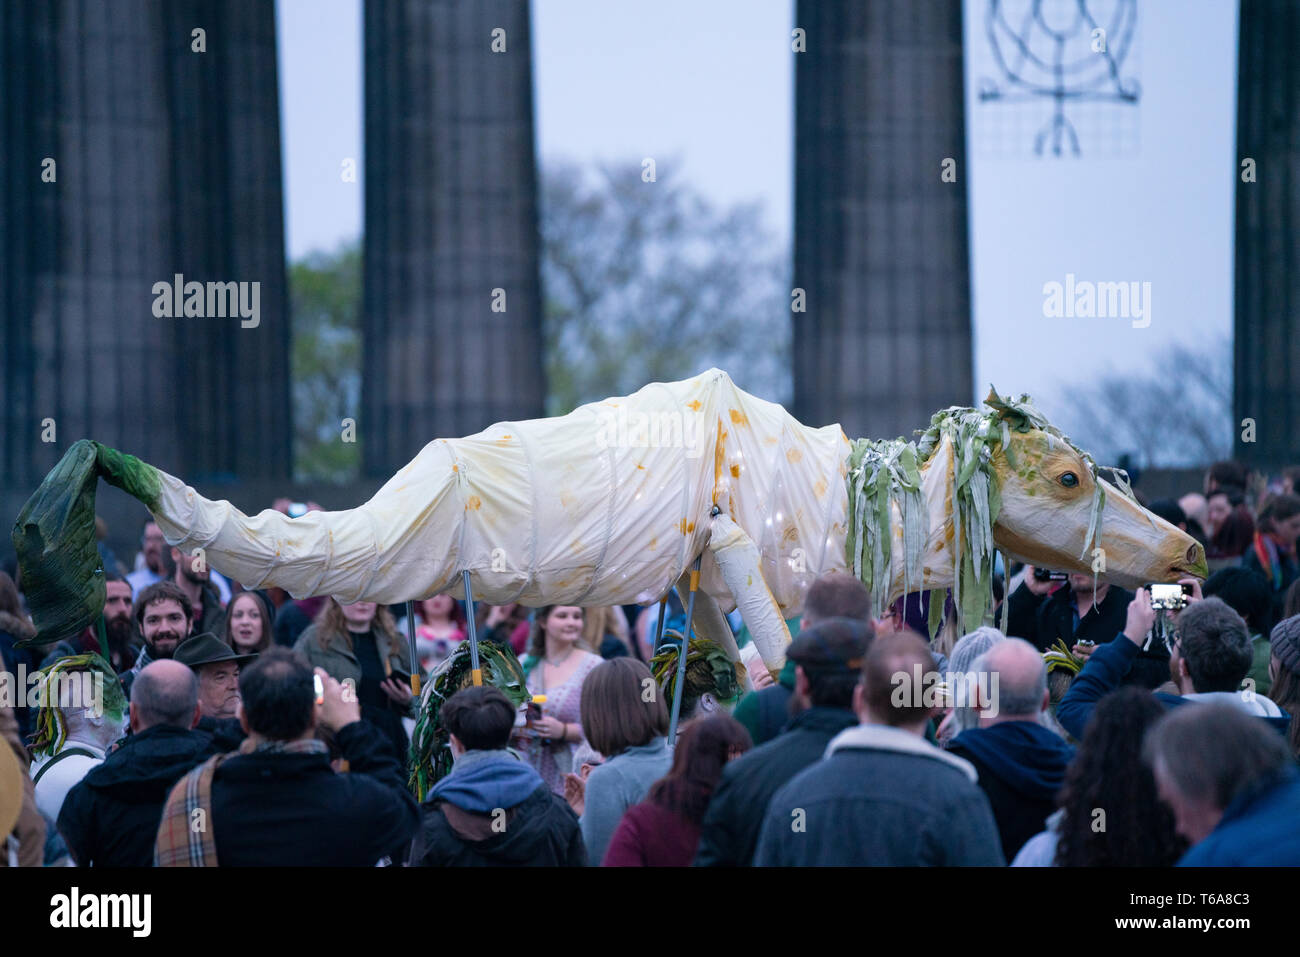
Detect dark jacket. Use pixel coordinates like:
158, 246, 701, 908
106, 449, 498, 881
196, 715, 247, 753
1008, 581, 1169, 688
0, 610, 38, 742
410, 750, 585, 867
1179, 766, 1300, 866
1057, 634, 1292, 740
947, 721, 1075, 861
754, 723, 1005, 866
1241, 544, 1299, 635
694, 705, 858, 866
57, 724, 214, 867
194, 582, 226, 639
732, 659, 796, 747
210, 720, 419, 866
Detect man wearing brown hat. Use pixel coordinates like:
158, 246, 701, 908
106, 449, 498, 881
174, 633, 256, 750
694, 617, 873, 866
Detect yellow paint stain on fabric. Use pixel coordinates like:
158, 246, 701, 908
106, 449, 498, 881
466, 496, 482, 511
686, 521, 695, 533
677, 519, 689, 535
786, 447, 803, 464
686, 400, 702, 412
648, 536, 658, 550
814, 477, 828, 498
730, 465, 740, 478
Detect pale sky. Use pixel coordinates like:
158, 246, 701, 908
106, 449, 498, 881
276, 0, 1238, 450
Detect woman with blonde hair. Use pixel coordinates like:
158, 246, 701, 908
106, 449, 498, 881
583, 605, 633, 659
294, 599, 415, 762
514, 606, 603, 795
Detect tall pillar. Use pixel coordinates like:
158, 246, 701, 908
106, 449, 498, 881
793, 0, 973, 441
1234, 0, 1300, 468
363, 0, 545, 477
0, 0, 290, 492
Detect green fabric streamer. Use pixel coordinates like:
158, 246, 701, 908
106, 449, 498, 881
12, 440, 162, 647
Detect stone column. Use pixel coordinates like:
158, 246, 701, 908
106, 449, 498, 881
793, 0, 973, 441
362, 0, 545, 477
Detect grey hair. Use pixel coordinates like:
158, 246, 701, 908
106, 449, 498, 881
132, 664, 199, 729
973, 638, 1048, 718
949, 627, 1006, 676
941, 627, 1008, 740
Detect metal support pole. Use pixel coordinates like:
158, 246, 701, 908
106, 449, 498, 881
404, 601, 421, 695
667, 554, 703, 746
463, 569, 482, 686
653, 593, 669, 653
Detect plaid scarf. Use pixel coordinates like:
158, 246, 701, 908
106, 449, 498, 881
154, 737, 329, 867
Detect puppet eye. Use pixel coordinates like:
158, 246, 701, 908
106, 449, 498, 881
1059, 472, 1079, 488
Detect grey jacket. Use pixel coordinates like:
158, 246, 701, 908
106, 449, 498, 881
580, 736, 672, 866
754, 723, 1006, 866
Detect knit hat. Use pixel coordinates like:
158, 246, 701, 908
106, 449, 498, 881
1270, 615, 1300, 673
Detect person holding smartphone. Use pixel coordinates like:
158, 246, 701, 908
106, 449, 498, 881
293, 599, 415, 764
1006, 567, 1169, 689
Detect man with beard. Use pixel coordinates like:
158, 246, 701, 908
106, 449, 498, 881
40, 575, 140, 676
167, 546, 225, 638
121, 582, 194, 697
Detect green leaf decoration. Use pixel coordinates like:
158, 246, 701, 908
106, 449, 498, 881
408, 640, 530, 801
843, 386, 1114, 636
1042, 639, 1084, 675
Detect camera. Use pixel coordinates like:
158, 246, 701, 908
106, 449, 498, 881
1033, 567, 1068, 582
1148, 582, 1193, 611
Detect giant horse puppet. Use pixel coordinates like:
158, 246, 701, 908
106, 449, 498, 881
13, 368, 1206, 686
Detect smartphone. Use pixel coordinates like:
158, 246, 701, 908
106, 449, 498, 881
388, 668, 412, 689
1033, 567, 1068, 582
1148, 582, 1194, 611
313, 674, 324, 705
288, 502, 308, 518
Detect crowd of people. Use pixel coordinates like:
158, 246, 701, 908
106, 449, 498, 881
1, 459, 1298, 867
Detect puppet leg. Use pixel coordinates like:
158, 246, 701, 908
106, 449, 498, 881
706, 513, 794, 676
674, 574, 755, 694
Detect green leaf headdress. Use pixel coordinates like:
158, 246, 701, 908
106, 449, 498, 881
28, 653, 125, 758
649, 634, 743, 714
408, 640, 530, 801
